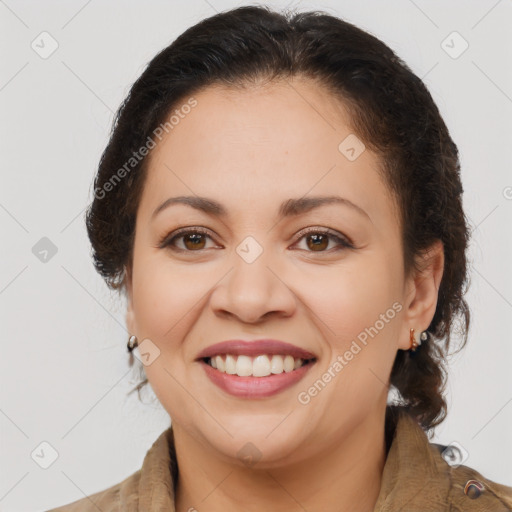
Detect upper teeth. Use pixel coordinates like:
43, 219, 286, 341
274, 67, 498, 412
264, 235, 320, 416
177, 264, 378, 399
209, 354, 307, 377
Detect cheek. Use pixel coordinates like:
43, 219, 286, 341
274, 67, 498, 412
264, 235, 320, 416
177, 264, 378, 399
291, 260, 402, 440
130, 256, 208, 423
304, 256, 401, 348
131, 246, 213, 339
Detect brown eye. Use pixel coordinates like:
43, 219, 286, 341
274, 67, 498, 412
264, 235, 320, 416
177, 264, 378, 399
182, 232, 207, 250
305, 233, 329, 251
294, 228, 353, 253
159, 228, 216, 252
159, 227, 353, 254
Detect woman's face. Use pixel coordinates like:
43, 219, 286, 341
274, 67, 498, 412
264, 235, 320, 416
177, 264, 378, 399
125, 78, 434, 467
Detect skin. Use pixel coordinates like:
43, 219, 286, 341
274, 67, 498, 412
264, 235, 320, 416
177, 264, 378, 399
125, 77, 444, 512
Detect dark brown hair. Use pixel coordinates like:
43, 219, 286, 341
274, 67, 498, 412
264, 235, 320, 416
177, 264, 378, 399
86, 5, 471, 431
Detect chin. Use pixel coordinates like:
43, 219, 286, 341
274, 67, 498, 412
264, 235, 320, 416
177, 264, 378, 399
200, 421, 309, 468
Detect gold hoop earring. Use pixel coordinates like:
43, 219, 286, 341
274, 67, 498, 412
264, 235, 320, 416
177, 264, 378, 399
409, 328, 428, 351
127, 335, 138, 352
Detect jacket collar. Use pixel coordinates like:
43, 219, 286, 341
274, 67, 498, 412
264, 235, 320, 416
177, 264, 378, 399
136, 423, 177, 511
373, 407, 451, 511
134, 407, 449, 511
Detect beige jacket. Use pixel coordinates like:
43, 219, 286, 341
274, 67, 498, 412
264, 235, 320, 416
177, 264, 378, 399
47, 408, 512, 511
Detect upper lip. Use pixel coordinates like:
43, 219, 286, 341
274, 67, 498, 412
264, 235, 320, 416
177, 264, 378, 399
195, 339, 317, 361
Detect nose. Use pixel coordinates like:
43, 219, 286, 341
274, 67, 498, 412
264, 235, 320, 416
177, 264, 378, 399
209, 247, 297, 324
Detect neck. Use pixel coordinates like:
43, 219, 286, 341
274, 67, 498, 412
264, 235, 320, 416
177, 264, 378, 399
174, 405, 389, 512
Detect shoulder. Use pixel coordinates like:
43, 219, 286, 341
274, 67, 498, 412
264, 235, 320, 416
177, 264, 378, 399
431, 442, 512, 511
45, 425, 176, 511
45, 469, 141, 512
378, 407, 512, 511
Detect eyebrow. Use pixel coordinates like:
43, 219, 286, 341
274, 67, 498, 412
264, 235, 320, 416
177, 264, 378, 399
151, 195, 371, 222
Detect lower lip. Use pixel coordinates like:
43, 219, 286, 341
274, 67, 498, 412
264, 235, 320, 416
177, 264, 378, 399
199, 359, 315, 398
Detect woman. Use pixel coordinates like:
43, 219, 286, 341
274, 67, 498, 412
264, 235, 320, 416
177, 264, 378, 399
48, 5, 512, 511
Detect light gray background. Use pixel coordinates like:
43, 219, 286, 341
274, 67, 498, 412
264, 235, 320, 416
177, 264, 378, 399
1, 0, 511, 510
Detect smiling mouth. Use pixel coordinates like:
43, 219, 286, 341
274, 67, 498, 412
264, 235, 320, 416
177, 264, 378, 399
202, 354, 317, 377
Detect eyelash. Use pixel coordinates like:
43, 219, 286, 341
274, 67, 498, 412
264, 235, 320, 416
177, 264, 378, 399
158, 226, 354, 253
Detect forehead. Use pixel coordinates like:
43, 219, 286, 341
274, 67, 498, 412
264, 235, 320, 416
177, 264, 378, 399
160, 78, 356, 154
139, 78, 398, 225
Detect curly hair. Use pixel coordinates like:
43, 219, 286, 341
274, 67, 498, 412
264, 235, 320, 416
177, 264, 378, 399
85, 5, 471, 431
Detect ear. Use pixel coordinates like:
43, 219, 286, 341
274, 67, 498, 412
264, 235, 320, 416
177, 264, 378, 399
125, 264, 136, 335
398, 239, 444, 350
